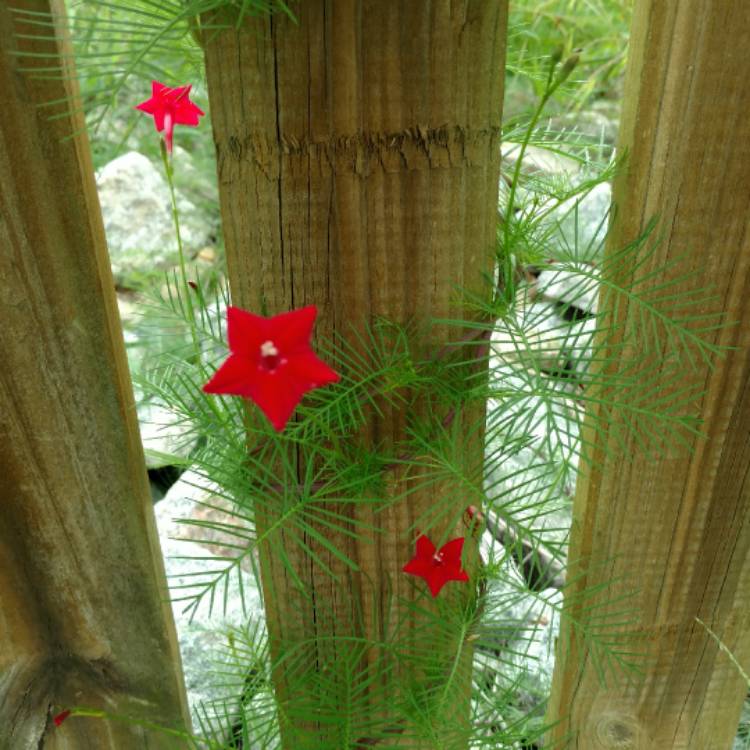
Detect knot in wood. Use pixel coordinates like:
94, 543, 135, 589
594, 712, 640, 748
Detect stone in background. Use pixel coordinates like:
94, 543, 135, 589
154, 470, 262, 727
97, 151, 213, 287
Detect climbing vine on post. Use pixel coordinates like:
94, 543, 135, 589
197, 3, 508, 745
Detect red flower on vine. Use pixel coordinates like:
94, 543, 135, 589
203, 305, 340, 431
403, 535, 469, 597
135, 81, 205, 153
53, 710, 71, 727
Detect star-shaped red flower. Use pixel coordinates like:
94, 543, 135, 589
136, 81, 205, 153
203, 305, 340, 431
403, 535, 469, 597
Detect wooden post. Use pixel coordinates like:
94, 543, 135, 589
203, 2, 507, 744
546, 2, 750, 747
0, 2, 190, 746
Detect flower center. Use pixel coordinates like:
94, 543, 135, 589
432, 552, 445, 566
259, 340, 283, 372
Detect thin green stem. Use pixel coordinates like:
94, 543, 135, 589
499, 52, 578, 308
160, 141, 202, 369
439, 623, 468, 710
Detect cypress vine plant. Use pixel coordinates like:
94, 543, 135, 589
16, 1, 724, 748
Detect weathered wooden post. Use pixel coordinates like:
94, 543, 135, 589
0, 1, 190, 746
546, 2, 750, 747
202, 3, 508, 744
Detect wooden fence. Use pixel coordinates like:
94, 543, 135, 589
1, 1, 748, 748
546, 2, 750, 747
0, 1, 189, 747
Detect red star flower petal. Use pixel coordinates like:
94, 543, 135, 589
403, 534, 469, 597
53, 710, 71, 727
136, 81, 205, 153
203, 305, 340, 431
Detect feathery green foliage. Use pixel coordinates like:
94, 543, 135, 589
122, 60, 723, 747
505, 0, 632, 116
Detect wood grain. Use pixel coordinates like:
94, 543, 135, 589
546, 2, 750, 747
203, 2, 507, 745
0, 2, 190, 746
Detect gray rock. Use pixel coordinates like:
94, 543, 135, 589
734, 698, 750, 749
138, 400, 198, 469
97, 152, 211, 286
491, 302, 571, 375
544, 182, 612, 262
536, 265, 600, 315
472, 551, 562, 738
155, 470, 262, 728
485, 381, 579, 515
503, 142, 580, 178
548, 105, 621, 148
115, 291, 199, 468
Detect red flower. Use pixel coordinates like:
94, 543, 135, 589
136, 81, 205, 153
403, 535, 469, 597
53, 710, 71, 727
203, 305, 340, 431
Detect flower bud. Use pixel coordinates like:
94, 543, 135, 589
556, 53, 580, 84
53, 710, 71, 727
560, 55, 581, 81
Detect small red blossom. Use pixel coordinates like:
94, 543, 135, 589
203, 305, 340, 431
403, 535, 469, 597
53, 710, 71, 727
136, 81, 205, 153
